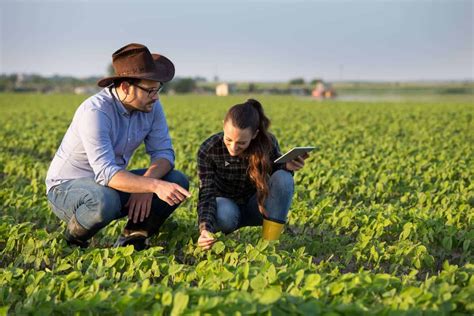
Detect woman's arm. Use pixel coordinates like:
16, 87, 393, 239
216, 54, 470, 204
270, 134, 307, 172
197, 144, 218, 249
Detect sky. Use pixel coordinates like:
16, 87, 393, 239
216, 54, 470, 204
1, 0, 473, 82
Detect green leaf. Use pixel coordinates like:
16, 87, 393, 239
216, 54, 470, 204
401, 286, 423, 298
298, 300, 322, 315
329, 282, 344, 295
442, 236, 452, 251
168, 264, 183, 275
414, 258, 421, 269
400, 222, 412, 241
295, 269, 305, 286
105, 256, 120, 268
241, 279, 250, 291
162, 291, 172, 306
370, 245, 379, 261
56, 263, 72, 272
122, 245, 134, 256
266, 264, 277, 284
241, 262, 250, 279
463, 239, 470, 252
213, 241, 225, 254
250, 275, 267, 291
0, 305, 10, 316
171, 291, 189, 316
65, 271, 81, 281
304, 274, 321, 289
220, 267, 234, 282
256, 239, 269, 251
258, 288, 282, 305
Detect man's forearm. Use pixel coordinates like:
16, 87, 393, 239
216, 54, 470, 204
107, 170, 161, 193
107, 159, 172, 193
142, 158, 172, 180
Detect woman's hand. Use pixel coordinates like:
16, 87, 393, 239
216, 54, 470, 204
198, 229, 216, 250
285, 153, 309, 171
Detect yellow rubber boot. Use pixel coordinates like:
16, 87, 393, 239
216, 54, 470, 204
262, 218, 285, 241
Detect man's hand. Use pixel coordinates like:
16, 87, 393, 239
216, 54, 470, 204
126, 193, 154, 223
198, 229, 216, 250
154, 180, 191, 206
285, 153, 309, 171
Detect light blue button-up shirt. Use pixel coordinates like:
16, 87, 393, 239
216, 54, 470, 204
45, 87, 175, 193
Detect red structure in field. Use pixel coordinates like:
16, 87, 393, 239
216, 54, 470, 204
312, 81, 337, 99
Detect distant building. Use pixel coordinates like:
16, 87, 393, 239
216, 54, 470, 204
74, 86, 98, 95
216, 83, 236, 96
15, 73, 25, 88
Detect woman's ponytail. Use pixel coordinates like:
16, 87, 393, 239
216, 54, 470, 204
224, 99, 273, 216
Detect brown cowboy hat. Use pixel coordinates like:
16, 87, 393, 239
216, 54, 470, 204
97, 43, 175, 87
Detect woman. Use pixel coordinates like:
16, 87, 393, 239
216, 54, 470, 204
197, 99, 308, 250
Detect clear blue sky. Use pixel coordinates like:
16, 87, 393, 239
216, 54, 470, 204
1, 0, 472, 81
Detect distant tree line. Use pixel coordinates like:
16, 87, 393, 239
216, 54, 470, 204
0, 74, 206, 94
289, 78, 323, 85
0, 74, 101, 93
0, 73, 325, 95
2, 73, 471, 96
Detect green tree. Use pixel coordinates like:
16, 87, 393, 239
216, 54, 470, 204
172, 78, 196, 93
248, 83, 256, 93
107, 63, 115, 76
289, 78, 305, 85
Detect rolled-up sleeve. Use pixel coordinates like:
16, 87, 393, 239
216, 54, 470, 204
78, 107, 123, 186
145, 102, 175, 167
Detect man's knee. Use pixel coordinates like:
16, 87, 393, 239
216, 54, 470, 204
79, 187, 122, 229
96, 188, 122, 214
164, 170, 190, 190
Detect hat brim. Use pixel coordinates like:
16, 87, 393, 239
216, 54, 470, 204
97, 53, 175, 87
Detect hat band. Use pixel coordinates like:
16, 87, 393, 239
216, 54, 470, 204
117, 67, 148, 76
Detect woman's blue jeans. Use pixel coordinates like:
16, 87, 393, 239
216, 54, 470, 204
47, 169, 189, 235
215, 170, 294, 234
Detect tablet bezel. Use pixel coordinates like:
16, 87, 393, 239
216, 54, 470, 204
274, 147, 315, 164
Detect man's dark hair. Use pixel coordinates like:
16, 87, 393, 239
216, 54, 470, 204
113, 78, 139, 87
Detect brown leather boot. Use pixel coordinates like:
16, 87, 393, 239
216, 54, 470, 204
64, 215, 98, 248
114, 210, 168, 251
113, 230, 149, 251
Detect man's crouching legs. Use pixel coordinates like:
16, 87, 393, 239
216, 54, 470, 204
114, 169, 190, 250
47, 178, 123, 248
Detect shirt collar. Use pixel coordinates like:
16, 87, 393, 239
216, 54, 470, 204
108, 86, 130, 116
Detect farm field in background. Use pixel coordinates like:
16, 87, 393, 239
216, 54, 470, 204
0, 93, 473, 315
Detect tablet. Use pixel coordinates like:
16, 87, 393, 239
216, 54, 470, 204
274, 147, 315, 163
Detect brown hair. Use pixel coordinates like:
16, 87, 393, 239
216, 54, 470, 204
113, 78, 139, 87
224, 99, 272, 216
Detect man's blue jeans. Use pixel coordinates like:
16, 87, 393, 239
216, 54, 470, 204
215, 170, 294, 234
47, 169, 189, 236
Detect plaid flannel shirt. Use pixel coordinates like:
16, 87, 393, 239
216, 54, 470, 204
197, 132, 287, 233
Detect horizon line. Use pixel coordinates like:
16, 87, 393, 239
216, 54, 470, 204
2, 72, 473, 84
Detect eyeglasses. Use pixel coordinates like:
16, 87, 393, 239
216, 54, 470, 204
132, 82, 164, 97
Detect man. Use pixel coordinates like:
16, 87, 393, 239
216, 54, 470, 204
45, 43, 190, 250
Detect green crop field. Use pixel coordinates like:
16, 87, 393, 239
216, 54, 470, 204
0, 93, 473, 315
